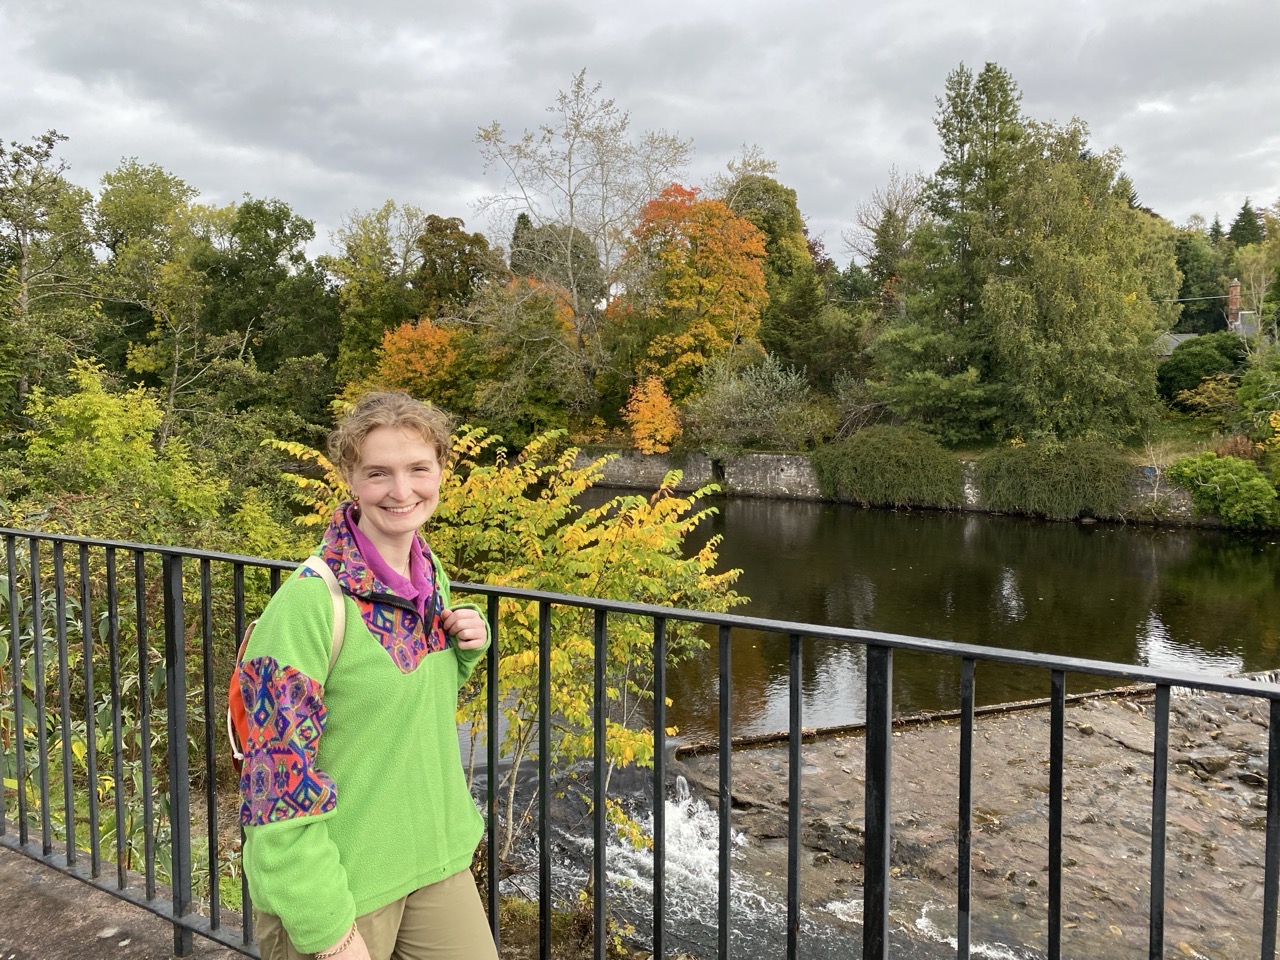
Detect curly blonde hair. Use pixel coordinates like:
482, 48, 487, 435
328, 392, 455, 481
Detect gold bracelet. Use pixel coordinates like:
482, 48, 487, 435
314, 923, 357, 960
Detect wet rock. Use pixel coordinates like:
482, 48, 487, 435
1179, 750, 1234, 776
677, 686, 1277, 959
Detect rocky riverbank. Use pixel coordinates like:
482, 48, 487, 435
676, 685, 1276, 959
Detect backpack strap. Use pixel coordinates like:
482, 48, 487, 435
301, 555, 346, 675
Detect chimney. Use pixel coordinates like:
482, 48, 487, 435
1228, 278, 1241, 330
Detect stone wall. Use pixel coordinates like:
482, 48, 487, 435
577, 450, 715, 492
576, 448, 1202, 523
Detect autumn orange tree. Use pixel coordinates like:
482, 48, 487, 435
375, 317, 467, 411
623, 375, 681, 453
616, 184, 769, 402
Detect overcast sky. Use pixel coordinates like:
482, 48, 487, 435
3, 0, 1277, 260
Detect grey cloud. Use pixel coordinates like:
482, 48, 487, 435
3, 0, 1277, 259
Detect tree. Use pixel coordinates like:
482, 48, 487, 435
375, 318, 467, 412
93, 167, 336, 488
844, 166, 926, 320
1228, 199, 1265, 248
1234, 237, 1280, 330
872, 63, 1179, 442
93, 160, 214, 431
924, 62, 1025, 333
5, 359, 307, 558
616, 184, 768, 402
321, 201, 433, 384
477, 70, 692, 404
717, 171, 826, 372
196, 196, 339, 373
0, 130, 98, 418
622, 375, 681, 453
411, 214, 505, 320
1173, 229, 1230, 333
867, 62, 1026, 443
454, 278, 586, 443
508, 212, 606, 310
1209, 214, 1226, 245
978, 121, 1175, 439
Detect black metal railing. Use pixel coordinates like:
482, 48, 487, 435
2, 526, 1279, 960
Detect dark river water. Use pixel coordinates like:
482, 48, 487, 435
653, 497, 1280, 741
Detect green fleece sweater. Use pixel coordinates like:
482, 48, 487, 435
239, 522, 487, 954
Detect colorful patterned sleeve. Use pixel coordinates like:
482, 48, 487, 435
238, 656, 337, 826
238, 572, 356, 953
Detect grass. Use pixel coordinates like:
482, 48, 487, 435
1131, 410, 1223, 466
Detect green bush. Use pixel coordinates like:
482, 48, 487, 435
811, 425, 963, 508
1166, 453, 1280, 529
1157, 332, 1247, 403
683, 357, 835, 451
1236, 346, 1280, 436
975, 440, 1134, 520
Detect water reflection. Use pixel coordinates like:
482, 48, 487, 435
654, 498, 1280, 740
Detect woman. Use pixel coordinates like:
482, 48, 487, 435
238, 392, 498, 960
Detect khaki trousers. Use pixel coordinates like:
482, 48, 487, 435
255, 869, 499, 960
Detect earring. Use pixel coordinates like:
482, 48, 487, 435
353, 494, 360, 504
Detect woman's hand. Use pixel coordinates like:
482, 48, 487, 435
316, 925, 371, 960
442, 607, 487, 649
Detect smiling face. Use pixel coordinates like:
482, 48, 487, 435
349, 425, 444, 564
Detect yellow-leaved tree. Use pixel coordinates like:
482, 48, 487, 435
268, 424, 744, 863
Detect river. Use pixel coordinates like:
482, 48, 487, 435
654, 497, 1280, 741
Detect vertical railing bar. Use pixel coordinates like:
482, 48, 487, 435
1048, 670, 1066, 960
485, 594, 500, 953
957, 657, 976, 960
135, 551, 156, 901
787, 632, 802, 960
718, 624, 733, 960
269, 567, 281, 593
863, 644, 893, 960
5, 535, 25, 845
106, 547, 127, 890
538, 600, 552, 960
163, 554, 194, 957
234, 564, 253, 947
200, 559, 221, 929
592, 608, 608, 960
1261, 699, 1280, 960
653, 616, 668, 960
1148, 684, 1170, 960
54, 542, 77, 865
80, 542, 101, 878
30, 540, 53, 856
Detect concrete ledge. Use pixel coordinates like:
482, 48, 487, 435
575, 449, 1201, 522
